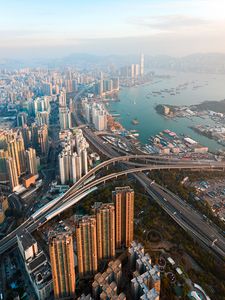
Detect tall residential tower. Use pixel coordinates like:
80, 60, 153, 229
95, 203, 115, 260
112, 186, 134, 248
49, 230, 76, 299
76, 216, 98, 278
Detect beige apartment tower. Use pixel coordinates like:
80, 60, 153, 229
49, 231, 76, 299
76, 216, 98, 278
112, 186, 134, 248
95, 203, 115, 260
6, 157, 19, 190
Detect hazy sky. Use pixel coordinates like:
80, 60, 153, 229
1, 0, 225, 58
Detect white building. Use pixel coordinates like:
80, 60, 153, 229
59, 107, 72, 130
59, 128, 89, 184
17, 231, 53, 300
26, 147, 38, 176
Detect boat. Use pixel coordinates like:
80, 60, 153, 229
132, 118, 139, 125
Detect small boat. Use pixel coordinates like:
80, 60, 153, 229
132, 118, 139, 125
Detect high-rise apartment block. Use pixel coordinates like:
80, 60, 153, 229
26, 147, 38, 176
36, 111, 49, 126
58, 128, 89, 184
59, 107, 72, 130
49, 230, 76, 299
82, 101, 108, 131
33, 96, 50, 116
0, 195, 9, 224
95, 202, 116, 260
59, 90, 67, 107
129, 241, 160, 300
140, 53, 144, 77
42, 82, 52, 96
76, 216, 98, 278
112, 186, 134, 248
6, 157, 19, 190
92, 259, 126, 300
17, 112, 28, 127
38, 125, 49, 156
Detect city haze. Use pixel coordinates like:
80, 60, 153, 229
1, 0, 225, 58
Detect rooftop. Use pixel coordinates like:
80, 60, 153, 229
17, 231, 37, 251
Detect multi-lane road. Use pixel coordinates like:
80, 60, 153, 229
82, 127, 225, 260
0, 126, 225, 260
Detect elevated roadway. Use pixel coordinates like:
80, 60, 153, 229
0, 126, 225, 259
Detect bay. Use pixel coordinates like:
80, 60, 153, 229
109, 71, 225, 152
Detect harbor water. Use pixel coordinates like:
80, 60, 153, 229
109, 71, 225, 152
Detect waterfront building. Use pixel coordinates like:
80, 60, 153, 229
134, 64, 140, 78
140, 53, 144, 77
112, 77, 120, 91
92, 105, 108, 131
49, 230, 76, 299
112, 186, 134, 248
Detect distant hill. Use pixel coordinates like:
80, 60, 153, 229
192, 99, 225, 113
1, 52, 225, 73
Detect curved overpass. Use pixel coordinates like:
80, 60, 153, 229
0, 156, 225, 256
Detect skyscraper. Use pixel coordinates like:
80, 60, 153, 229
99, 72, 104, 97
22, 125, 32, 149
140, 53, 144, 77
112, 186, 134, 248
0, 149, 9, 182
59, 90, 67, 107
59, 107, 72, 130
6, 157, 19, 190
36, 111, 49, 126
26, 147, 38, 176
7, 134, 26, 176
17, 112, 28, 127
38, 125, 49, 156
95, 203, 115, 260
76, 216, 98, 278
49, 230, 76, 299
73, 128, 89, 176
42, 82, 52, 96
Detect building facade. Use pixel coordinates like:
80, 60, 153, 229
112, 186, 134, 248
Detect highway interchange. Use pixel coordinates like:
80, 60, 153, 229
0, 126, 225, 261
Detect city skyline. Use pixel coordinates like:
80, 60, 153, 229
0, 4, 225, 297
1, 0, 225, 58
